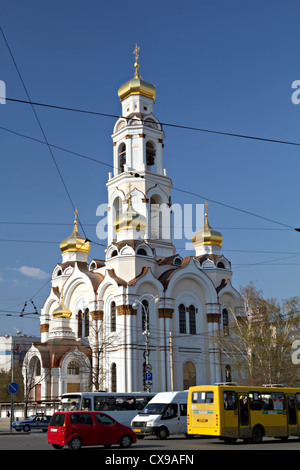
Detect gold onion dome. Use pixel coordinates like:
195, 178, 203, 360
118, 44, 156, 102
52, 291, 72, 319
60, 210, 90, 254
192, 202, 223, 248
114, 194, 147, 233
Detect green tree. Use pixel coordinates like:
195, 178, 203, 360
216, 283, 300, 386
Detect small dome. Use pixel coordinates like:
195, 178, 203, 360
118, 44, 156, 102
60, 210, 90, 254
114, 195, 147, 233
52, 292, 72, 319
192, 203, 223, 248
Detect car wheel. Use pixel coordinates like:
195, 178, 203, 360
68, 437, 82, 451
52, 444, 64, 450
119, 434, 132, 448
23, 425, 30, 433
157, 427, 168, 440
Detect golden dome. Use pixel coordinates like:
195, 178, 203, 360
114, 194, 147, 233
118, 44, 156, 102
52, 291, 72, 319
60, 210, 90, 254
192, 202, 223, 248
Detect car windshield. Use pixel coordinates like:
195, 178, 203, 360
139, 403, 167, 415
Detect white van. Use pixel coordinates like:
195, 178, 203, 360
131, 391, 188, 439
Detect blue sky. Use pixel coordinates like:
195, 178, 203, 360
0, 0, 300, 336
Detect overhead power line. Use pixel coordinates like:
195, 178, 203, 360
3, 96, 300, 148
0, 123, 298, 232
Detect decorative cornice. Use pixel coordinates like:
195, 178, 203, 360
116, 305, 136, 316
40, 324, 49, 333
90, 310, 103, 321
158, 308, 174, 319
207, 313, 221, 323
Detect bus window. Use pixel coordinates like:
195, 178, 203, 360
249, 392, 262, 411
94, 396, 115, 411
296, 393, 300, 410
192, 391, 214, 404
82, 398, 92, 410
261, 392, 285, 411
223, 391, 237, 410
180, 403, 187, 416
116, 396, 136, 411
136, 396, 151, 410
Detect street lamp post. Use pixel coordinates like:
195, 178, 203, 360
132, 295, 159, 392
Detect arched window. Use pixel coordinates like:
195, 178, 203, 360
141, 299, 149, 332
77, 310, 82, 338
84, 308, 89, 337
111, 301, 116, 332
67, 361, 80, 375
189, 305, 196, 334
146, 141, 156, 168
222, 308, 229, 336
118, 143, 126, 173
225, 364, 232, 382
179, 304, 186, 334
111, 363, 117, 392
137, 248, 147, 256
183, 361, 196, 389
150, 195, 163, 239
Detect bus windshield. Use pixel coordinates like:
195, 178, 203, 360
139, 403, 167, 415
60, 395, 81, 411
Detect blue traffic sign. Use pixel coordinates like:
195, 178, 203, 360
145, 372, 153, 381
8, 382, 18, 394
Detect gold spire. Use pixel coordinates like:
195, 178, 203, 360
60, 210, 90, 254
133, 44, 140, 78
192, 202, 223, 248
52, 289, 72, 319
118, 45, 156, 102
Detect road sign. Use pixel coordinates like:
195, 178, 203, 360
145, 372, 153, 382
8, 382, 18, 394
145, 364, 152, 372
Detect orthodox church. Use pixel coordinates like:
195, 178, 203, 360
23, 48, 243, 401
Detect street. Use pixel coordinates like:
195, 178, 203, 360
1, 429, 300, 452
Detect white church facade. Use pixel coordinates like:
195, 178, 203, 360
23, 49, 243, 400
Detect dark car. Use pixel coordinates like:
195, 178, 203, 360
12, 414, 52, 432
47, 411, 137, 450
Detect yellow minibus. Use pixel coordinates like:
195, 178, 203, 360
188, 384, 300, 443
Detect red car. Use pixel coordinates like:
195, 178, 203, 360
47, 411, 137, 450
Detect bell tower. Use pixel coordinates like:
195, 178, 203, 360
106, 45, 175, 258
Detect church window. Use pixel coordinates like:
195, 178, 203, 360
189, 305, 196, 334
78, 310, 82, 338
183, 361, 196, 389
84, 308, 90, 337
118, 143, 126, 173
217, 262, 225, 269
222, 308, 229, 336
67, 361, 80, 375
150, 195, 163, 239
179, 304, 186, 334
111, 302, 116, 332
225, 364, 232, 382
111, 363, 117, 392
141, 299, 149, 332
146, 141, 156, 167
137, 248, 147, 256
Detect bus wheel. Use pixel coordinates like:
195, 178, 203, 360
251, 426, 264, 444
